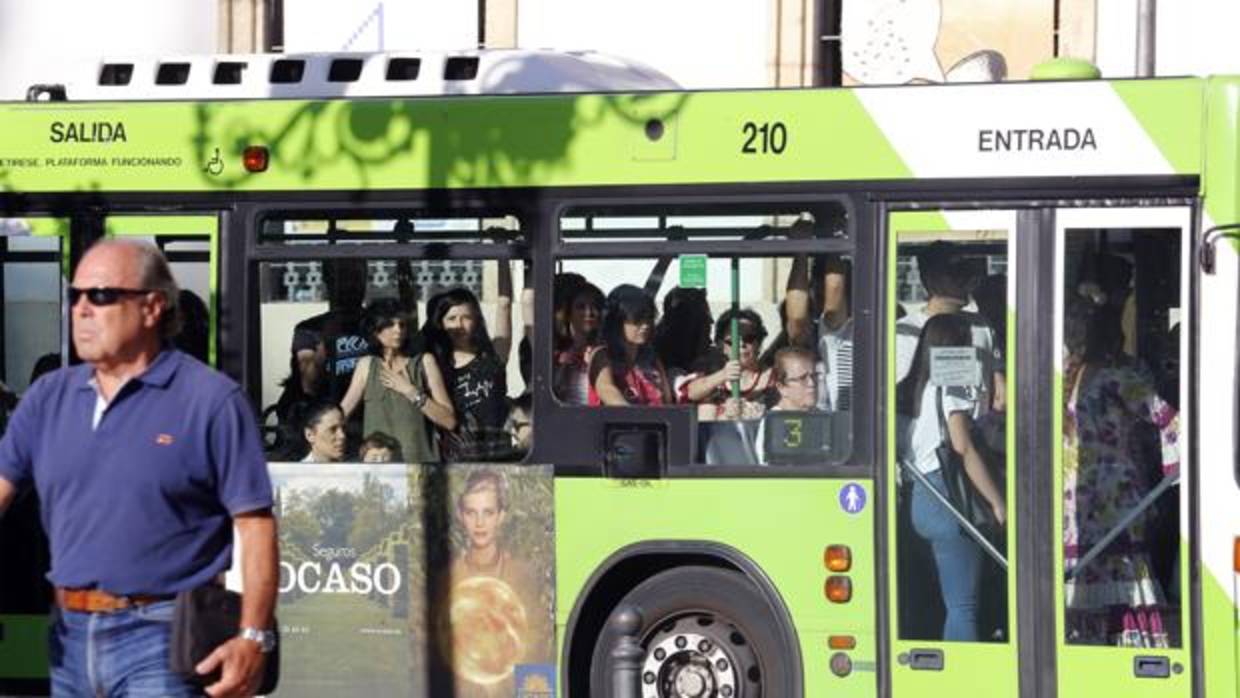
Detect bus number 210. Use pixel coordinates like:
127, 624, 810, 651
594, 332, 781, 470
741, 121, 788, 155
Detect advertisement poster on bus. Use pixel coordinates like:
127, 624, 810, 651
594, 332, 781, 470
270, 462, 555, 697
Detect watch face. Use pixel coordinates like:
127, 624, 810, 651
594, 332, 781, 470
243, 628, 277, 652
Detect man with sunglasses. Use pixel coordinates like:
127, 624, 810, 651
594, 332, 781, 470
0, 239, 277, 697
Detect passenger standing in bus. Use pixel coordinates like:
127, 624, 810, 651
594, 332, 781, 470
1063, 301, 1179, 647
897, 313, 1006, 641
423, 284, 513, 462
292, 258, 371, 403
895, 243, 1003, 412
268, 331, 327, 459
0, 240, 276, 697
784, 248, 854, 412
300, 403, 347, 463
340, 298, 455, 464
552, 281, 604, 405
653, 287, 714, 381
681, 309, 772, 420
590, 285, 672, 406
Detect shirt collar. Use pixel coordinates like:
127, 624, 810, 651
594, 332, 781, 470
76, 346, 181, 391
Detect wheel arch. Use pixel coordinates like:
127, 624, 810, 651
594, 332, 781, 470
561, 539, 804, 698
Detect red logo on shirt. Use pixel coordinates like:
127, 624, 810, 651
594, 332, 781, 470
156, 433, 174, 445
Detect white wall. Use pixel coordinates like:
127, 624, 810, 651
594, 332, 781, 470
0, 0, 216, 100
516, 0, 770, 89
282, 0, 477, 52
1095, 0, 1240, 77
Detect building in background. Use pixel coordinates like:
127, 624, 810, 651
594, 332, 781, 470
2, 2, 1239, 98
0, 0, 218, 100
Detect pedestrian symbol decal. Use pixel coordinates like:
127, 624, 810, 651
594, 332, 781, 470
839, 483, 866, 514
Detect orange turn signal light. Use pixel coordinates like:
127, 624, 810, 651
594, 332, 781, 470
825, 575, 852, 603
825, 545, 852, 572
1234, 537, 1240, 573
828, 635, 857, 650
243, 146, 269, 173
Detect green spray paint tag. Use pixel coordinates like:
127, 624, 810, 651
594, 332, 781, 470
679, 254, 708, 289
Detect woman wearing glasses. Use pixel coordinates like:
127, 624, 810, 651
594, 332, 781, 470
681, 309, 773, 421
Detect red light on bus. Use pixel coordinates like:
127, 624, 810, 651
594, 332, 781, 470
828, 635, 856, 650
825, 576, 852, 603
825, 545, 852, 572
243, 146, 269, 172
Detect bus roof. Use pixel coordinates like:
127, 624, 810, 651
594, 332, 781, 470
32, 49, 681, 101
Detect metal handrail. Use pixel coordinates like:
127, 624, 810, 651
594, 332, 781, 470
1064, 474, 1178, 582
899, 460, 1008, 570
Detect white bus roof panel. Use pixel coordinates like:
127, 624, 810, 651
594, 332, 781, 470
51, 49, 681, 101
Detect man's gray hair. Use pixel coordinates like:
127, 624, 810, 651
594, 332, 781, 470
133, 241, 183, 339
91, 239, 183, 339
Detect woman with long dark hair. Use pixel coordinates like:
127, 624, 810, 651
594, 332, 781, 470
590, 285, 671, 406
653, 287, 714, 377
341, 298, 455, 463
554, 281, 605, 405
1062, 301, 1179, 647
422, 287, 513, 460
896, 313, 1005, 641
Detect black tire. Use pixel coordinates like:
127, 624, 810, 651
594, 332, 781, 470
588, 565, 798, 698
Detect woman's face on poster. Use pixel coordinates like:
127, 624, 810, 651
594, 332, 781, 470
459, 486, 505, 549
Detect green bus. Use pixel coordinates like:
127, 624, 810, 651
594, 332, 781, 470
0, 52, 1236, 698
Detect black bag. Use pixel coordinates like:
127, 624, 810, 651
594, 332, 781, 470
170, 585, 279, 694
934, 387, 998, 533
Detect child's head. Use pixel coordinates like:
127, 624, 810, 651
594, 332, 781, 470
359, 431, 403, 463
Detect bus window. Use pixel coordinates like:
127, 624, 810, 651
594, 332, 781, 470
257, 214, 531, 465
1061, 225, 1183, 648
2, 233, 63, 394
893, 228, 1010, 643
556, 202, 853, 467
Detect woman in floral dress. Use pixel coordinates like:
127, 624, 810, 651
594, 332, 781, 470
1063, 301, 1180, 647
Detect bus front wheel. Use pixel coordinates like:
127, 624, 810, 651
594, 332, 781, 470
588, 565, 796, 698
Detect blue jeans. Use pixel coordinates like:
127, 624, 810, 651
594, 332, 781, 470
910, 470, 983, 641
50, 600, 202, 697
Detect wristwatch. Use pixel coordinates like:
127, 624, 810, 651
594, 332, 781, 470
239, 626, 277, 653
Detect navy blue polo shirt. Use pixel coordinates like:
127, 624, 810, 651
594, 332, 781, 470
0, 348, 272, 595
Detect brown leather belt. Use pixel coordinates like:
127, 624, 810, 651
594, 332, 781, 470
55, 587, 175, 614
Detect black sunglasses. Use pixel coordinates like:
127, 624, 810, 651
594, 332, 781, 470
69, 287, 153, 307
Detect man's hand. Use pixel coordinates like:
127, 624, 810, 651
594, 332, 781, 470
197, 636, 266, 698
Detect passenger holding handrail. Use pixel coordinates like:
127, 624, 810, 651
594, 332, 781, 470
897, 313, 1006, 641
340, 298, 455, 464
589, 285, 672, 406
681, 309, 772, 421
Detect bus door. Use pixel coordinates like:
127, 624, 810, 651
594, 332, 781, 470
1052, 207, 1192, 698
104, 215, 220, 366
886, 204, 1194, 698
887, 209, 1018, 697
0, 216, 68, 696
